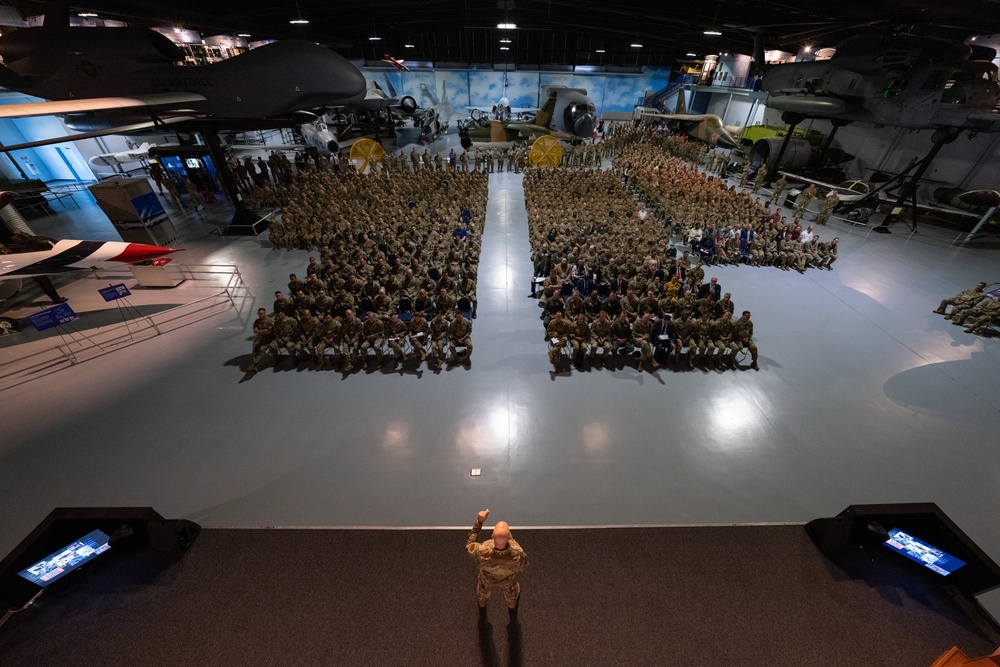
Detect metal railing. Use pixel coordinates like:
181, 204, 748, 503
0, 263, 254, 392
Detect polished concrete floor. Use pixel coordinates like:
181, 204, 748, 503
2, 166, 999, 613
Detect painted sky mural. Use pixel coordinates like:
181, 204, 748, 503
361, 66, 671, 121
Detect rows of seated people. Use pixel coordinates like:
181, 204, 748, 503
248, 301, 473, 374
263, 168, 487, 251
611, 133, 840, 272
246, 169, 487, 374
524, 166, 760, 372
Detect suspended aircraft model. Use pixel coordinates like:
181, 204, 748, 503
87, 142, 155, 170
458, 86, 597, 149
761, 34, 1000, 232
0, 22, 367, 232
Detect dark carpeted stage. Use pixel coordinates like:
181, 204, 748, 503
1, 525, 997, 666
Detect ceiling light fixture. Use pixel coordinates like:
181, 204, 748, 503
497, 23, 517, 30
369, 36, 381, 41
78, 12, 98, 18
704, 1, 722, 36
686, 52, 697, 56
500, 46, 509, 51
630, 43, 643, 48
500, 38, 511, 43
596, 49, 605, 53
405, 44, 415, 48
290, 0, 309, 24
238, 33, 251, 37
803, 45, 812, 53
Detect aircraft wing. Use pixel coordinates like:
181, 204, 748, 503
777, 171, 840, 190
0, 92, 206, 120
0, 116, 199, 153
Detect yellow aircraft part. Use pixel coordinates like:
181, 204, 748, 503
529, 135, 562, 168
349, 138, 385, 173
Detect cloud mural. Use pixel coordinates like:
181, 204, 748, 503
360, 66, 672, 119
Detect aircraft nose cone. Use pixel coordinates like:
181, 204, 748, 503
574, 113, 595, 138
110, 244, 182, 263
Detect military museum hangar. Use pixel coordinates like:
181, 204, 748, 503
0, 1, 999, 664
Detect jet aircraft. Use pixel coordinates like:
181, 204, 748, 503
637, 109, 740, 148
0, 23, 368, 231
0, 230, 182, 333
459, 87, 596, 149
0, 26, 367, 127
0, 234, 181, 280
762, 35, 1000, 132
87, 142, 155, 170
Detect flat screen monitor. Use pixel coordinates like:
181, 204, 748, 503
883, 528, 967, 576
16, 529, 111, 587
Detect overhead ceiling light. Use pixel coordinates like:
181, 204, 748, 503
630, 43, 643, 48
238, 33, 251, 37
405, 43, 415, 48
290, 0, 308, 25
704, 30, 722, 36
686, 52, 697, 56
803, 45, 812, 53
78, 12, 98, 18
596, 49, 605, 53
369, 36, 381, 41
500, 46, 509, 51
497, 23, 517, 29
500, 38, 511, 43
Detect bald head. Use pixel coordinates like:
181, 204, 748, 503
492, 521, 511, 550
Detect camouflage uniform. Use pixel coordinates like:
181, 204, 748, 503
429, 313, 450, 369
751, 164, 768, 194
315, 314, 341, 369
631, 314, 657, 370
959, 299, 1000, 334
547, 314, 571, 368
769, 175, 787, 206
589, 313, 613, 361
733, 314, 759, 370
936, 286, 986, 317
569, 314, 591, 364
449, 314, 473, 360
385, 314, 409, 362
408, 313, 429, 362
249, 311, 274, 372
466, 520, 528, 608
269, 312, 300, 361
340, 313, 363, 371
360, 314, 385, 366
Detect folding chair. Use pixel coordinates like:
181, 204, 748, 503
398, 297, 414, 323
457, 296, 473, 320
359, 297, 374, 321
